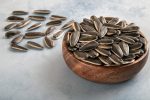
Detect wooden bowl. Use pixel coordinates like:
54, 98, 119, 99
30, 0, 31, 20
62, 33, 149, 84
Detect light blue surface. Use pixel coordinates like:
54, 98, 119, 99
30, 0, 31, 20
0, 0, 150, 100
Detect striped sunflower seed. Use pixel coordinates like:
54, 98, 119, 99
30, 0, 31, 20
45, 26, 55, 35
4, 23, 17, 31
79, 41, 99, 51
98, 26, 108, 38
79, 34, 98, 42
50, 15, 67, 21
33, 10, 50, 14
29, 15, 46, 21
11, 44, 28, 52
81, 31, 98, 36
121, 26, 139, 32
99, 39, 114, 45
87, 50, 99, 58
52, 30, 64, 40
44, 36, 54, 48
129, 42, 143, 50
72, 22, 80, 31
109, 54, 122, 65
119, 42, 129, 56
12, 10, 28, 15
99, 16, 106, 24
61, 20, 74, 30
80, 24, 96, 32
46, 20, 62, 26
95, 47, 111, 56
11, 34, 24, 44
15, 20, 31, 29
112, 44, 123, 58
98, 44, 112, 49
116, 36, 135, 44
27, 41, 43, 49
83, 18, 93, 26
69, 31, 80, 47
24, 32, 44, 39
73, 51, 88, 60
98, 56, 113, 65
7, 16, 24, 22
82, 58, 102, 65
5, 30, 21, 38
27, 23, 42, 31
108, 17, 119, 24
103, 23, 121, 29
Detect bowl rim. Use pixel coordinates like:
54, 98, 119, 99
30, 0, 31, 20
63, 32, 149, 68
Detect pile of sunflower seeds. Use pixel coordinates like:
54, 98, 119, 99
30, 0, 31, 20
4, 10, 71, 52
65, 16, 147, 66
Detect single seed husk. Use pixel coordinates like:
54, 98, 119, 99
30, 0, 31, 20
29, 15, 46, 21
46, 20, 62, 26
45, 26, 55, 35
103, 23, 122, 29
27, 23, 42, 31
116, 36, 135, 44
87, 50, 99, 58
50, 15, 67, 21
73, 51, 88, 60
69, 31, 80, 47
44, 36, 54, 48
129, 42, 143, 50
119, 42, 129, 56
93, 16, 102, 33
11, 44, 28, 52
108, 17, 119, 24
99, 39, 114, 44
99, 16, 106, 24
122, 33, 140, 37
112, 44, 123, 58
79, 41, 99, 51
12, 10, 28, 15
116, 20, 127, 28
72, 22, 80, 31
52, 30, 64, 40
82, 58, 102, 65
33, 10, 50, 14
79, 34, 98, 42
98, 44, 112, 49
98, 56, 112, 65
95, 47, 111, 56
4, 23, 17, 31
83, 18, 93, 26
104, 17, 114, 22
15, 20, 31, 29
98, 26, 108, 38
11, 34, 24, 44
24, 32, 45, 39
27, 41, 43, 49
7, 16, 24, 22
121, 26, 139, 32
61, 20, 74, 30
5, 30, 21, 38
109, 54, 122, 65
80, 31, 98, 36
80, 24, 96, 32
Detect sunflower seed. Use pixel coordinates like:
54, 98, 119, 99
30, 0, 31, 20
73, 51, 88, 60
119, 42, 129, 56
33, 10, 50, 14
27, 23, 41, 31
109, 54, 122, 65
91, 15, 102, 33
12, 10, 28, 15
4, 23, 17, 31
98, 56, 113, 65
121, 26, 139, 32
15, 20, 31, 29
116, 20, 127, 28
87, 50, 99, 58
99, 16, 106, 24
50, 15, 67, 21
29, 15, 46, 21
98, 44, 112, 49
98, 26, 108, 38
103, 23, 121, 29
7, 16, 24, 22
104, 17, 114, 22
11, 44, 28, 52
11, 35, 24, 44
99, 39, 114, 44
95, 47, 111, 56
108, 17, 119, 24
46, 20, 62, 26
61, 20, 74, 30
72, 22, 80, 31
52, 30, 64, 40
27, 41, 43, 49
112, 44, 123, 58
123, 54, 135, 61
81, 31, 98, 36
82, 58, 102, 65
24, 32, 44, 39
44, 36, 54, 48
69, 31, 80, 47
129, 42, 143, 50
45, 26, 55, 35
83, 18, 93, 26
116, 36, 135, 44
5, 30, 21, 38
79, 34, 98, 42
79, 41, 99, 51
80, 24, 96, 32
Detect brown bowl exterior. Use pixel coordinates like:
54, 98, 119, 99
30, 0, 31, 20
62, 34, 149, 84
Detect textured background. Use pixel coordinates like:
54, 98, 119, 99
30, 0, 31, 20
0, 0, 150, 100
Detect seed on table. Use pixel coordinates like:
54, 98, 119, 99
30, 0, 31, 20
50, 15, 67, 21
4, 23, 17, 31
72, 22, 80, 31
46, 20, 62, 26
11, 43, 28, 52
24, 32, 45, 39
44, 36, 54, 48
5, 30, 21, 38
45, 26, 55, 35
27, 41, 43, 50
52, 30, 64, 40
15, 20, 31, 29
33, 10, 51, 14
12, 10, 28, 15
7, 16, 24, 22
29, 15, 46, 21
11, 34, 24, 44
27, 23, 42, 31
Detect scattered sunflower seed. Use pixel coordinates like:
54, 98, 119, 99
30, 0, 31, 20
33, 10, 50, 14
44, 36, 54, 48
12, 10, 28, 15
11, 44, 28, 52
11, 34, 24, 44
29, 15, 46, 21
4, 23, 17, 31
5, 30, 21, 38
7, 16, 24, 22
27, 41, 43, 49
27, 23, 42, 31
